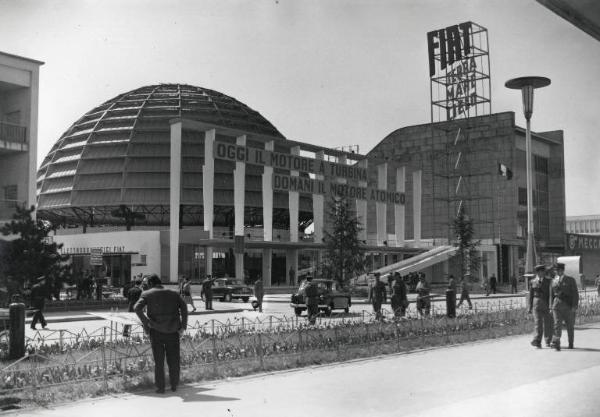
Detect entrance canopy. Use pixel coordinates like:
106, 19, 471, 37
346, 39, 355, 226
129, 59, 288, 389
372, 245, 458, 279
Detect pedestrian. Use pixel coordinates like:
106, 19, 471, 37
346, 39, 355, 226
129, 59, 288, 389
415, 274, 431, 316
370, 272, 387, 321
595, 274, 600, 297
482, 276, 490, 296
134, 274, 188, 393
123, 278, 143, 337
30, 276, 48, 330
253, 276, 264, 313
304, 274, 319, 325
550, 263, 579, 351
528, 264, 554, 348
200, 275, 214, 310
489, 274, 497, 294
510, 274, 518, 294
288, 267, 296, 286
390, 272, 408, 318
457, 275, 473, 309
448, 274, 457, 294
180, 276, 196, 312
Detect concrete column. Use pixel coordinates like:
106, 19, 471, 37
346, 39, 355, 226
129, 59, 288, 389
234, 135, 246, 280
263, 141, 274, 242
313, 151, 325, 243
376, 163, 388, 246
169, 121, 182, 283
203, 129, 216, 239
289, 146, 300, 242
28, 66, 40, 209
205, 247, 213, 277
395, 166, 406, 245
262, 248, 272, 286
286, 249, 299, 286
356, 159, 368, 242
413, 169, 422, 243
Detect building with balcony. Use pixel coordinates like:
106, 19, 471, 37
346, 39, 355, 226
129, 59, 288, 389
0, 51, 43, 224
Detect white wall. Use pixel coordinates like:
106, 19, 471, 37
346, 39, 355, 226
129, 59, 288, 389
53, 230, 162, 277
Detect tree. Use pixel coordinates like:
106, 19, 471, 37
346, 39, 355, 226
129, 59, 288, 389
322, 197, 366, 287
0, 205, 71, 297
452, 204, 481, 280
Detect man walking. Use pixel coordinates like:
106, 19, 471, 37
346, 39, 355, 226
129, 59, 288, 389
415, 274, 431, 316
510, 275, 518, 294
253, 276, 264, 313
123, 278, 142, 337
528, 265, 553, 348
390, 272, 408, 318
370, 273, 387, 321
304, 275, 319, 325
550, 263, 579, 351
134, 274, 188, 393
200, 275, 214, 310
489, 274, 497, 295
456, 275, 473, 309
30, 276, 48, 330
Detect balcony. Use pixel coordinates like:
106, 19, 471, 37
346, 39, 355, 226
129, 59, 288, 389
0, 121, 27, 151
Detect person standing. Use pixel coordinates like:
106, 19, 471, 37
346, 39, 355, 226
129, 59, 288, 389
30, 276, 48, 330
528, 265, 554, 348
253, 276, 264, 313
134, 274, 188, 393
304, 275, 319, 325
415, 274, 431, 316
510, 275, 518, 294
370, 273, 387, 321
123, 279, 142, 337
489, 274, 497, 295
390, 272, 408, 318
550, 263, 579, 351
200, 275, 214, 310
457, 275, 473, 309
288, 267, 296, 286
180, 276, 196, 312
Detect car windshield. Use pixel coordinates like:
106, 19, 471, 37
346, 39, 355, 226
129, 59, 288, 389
224, 279, 243, 286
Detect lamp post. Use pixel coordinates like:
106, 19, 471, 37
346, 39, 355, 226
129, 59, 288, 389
505, 76, 551, 290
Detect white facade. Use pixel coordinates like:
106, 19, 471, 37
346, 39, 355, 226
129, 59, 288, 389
0, 51, 43, 223
567, 215, 600, 235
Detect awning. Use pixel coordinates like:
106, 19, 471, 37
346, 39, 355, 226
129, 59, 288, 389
372, 245, 458, 278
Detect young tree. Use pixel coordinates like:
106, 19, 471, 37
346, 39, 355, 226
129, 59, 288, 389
0, 205, 71, 297
452, 204, 481, 280
322, 197, 366, 287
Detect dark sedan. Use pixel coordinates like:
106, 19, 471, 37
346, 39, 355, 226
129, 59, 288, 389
290, 279, 351, 316
211, 278, 254, 302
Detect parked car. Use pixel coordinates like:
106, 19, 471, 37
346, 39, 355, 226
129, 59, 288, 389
290, 279, 351, 316
211, 278, 254, 302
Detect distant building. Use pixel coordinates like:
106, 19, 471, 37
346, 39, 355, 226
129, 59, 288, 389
0, 51, 43, 224
567, 215, 600, 235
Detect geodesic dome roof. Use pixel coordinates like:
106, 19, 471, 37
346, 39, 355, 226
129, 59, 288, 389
36, 83, 285, 227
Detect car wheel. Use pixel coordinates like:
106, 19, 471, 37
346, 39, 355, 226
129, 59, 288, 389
242, 297, 249, 302
224, 293, 232, 302
294, 308, 303, 316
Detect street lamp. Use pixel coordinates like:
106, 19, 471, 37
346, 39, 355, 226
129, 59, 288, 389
505, 76, 551, 289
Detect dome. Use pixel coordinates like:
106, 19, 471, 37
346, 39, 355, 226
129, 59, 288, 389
36, 84, 285, 226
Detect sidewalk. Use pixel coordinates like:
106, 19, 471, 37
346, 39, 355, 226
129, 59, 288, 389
12, 322, 600, 417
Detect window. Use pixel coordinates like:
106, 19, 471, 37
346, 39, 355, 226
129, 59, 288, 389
3, 185, 17, 201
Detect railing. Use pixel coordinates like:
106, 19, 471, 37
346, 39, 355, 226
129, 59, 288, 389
0, 121, 27, 144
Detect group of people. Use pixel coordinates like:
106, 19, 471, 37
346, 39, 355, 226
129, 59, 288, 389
369, 272, 410, 320
528, 262, 579, 351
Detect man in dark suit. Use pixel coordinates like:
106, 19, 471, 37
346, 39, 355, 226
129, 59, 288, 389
550, 263, 579, 351
123, 279, 142, 337
134, 274, 188, 393
200, 275, 214, 310
30, 276, 48, 330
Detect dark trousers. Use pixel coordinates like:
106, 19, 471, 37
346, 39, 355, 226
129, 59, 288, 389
256, 296, 263, 313
31, 309, 47, 328
149, 329, 181, 390
372, 300, 383, 320
552, 302, 575, 347
205, 295, 213, 310
307, 302, 319, 324
457, 291, 472, 308
533, 307, 554, 345
416, 296, 430, 316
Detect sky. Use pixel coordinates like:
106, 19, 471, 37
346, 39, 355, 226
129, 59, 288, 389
1, 0, 599, 216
